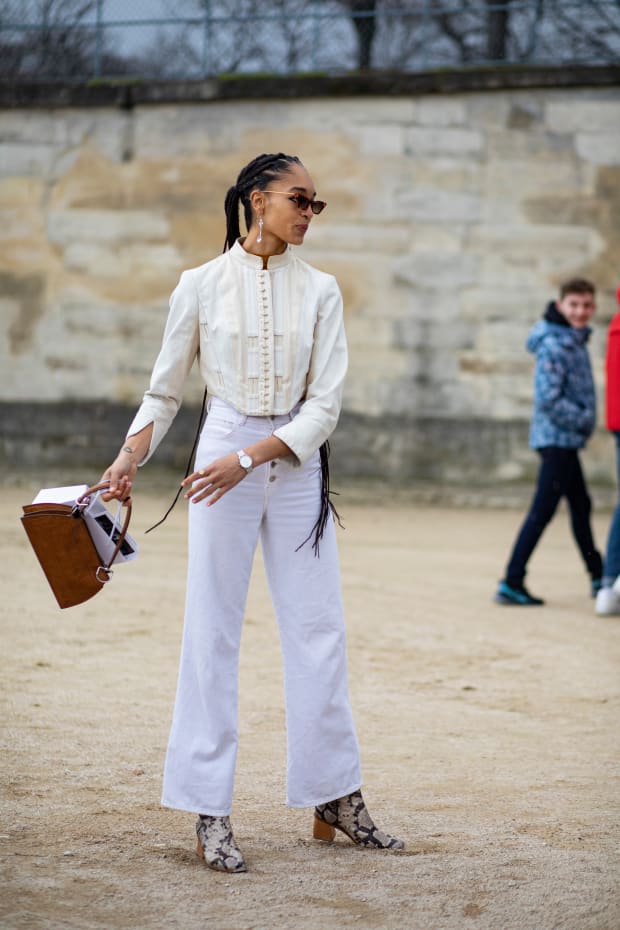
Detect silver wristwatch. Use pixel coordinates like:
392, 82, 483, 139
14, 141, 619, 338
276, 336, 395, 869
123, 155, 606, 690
236, 450, 253, 474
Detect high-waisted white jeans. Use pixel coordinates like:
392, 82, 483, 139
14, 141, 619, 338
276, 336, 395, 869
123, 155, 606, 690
161, 397, 361, 815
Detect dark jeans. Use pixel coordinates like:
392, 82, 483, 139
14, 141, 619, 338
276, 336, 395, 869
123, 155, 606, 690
505, 446, 603, 586
603, 432, 620, 583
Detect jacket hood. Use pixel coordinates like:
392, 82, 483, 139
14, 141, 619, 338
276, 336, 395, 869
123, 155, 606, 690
544, 300, 570, 327
526, 301, 591, 353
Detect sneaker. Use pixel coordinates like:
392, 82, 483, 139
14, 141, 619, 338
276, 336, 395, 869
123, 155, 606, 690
494, 580, 545, 606
595, 585, 620, 616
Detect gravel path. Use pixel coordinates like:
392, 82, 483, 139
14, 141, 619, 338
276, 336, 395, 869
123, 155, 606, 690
2, 486, 619, 930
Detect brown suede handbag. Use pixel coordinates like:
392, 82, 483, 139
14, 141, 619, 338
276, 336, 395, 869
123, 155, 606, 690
21, 482, 133, 609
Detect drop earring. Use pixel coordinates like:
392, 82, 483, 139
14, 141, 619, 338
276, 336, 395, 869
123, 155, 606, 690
257, 215, 264, 244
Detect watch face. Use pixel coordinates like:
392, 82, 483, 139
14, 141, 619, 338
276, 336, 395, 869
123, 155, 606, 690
239, 453, 252, 469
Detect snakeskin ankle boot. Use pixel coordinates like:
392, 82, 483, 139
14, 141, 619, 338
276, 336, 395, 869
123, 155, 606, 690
313, 790, 405, 849
195, 815, 247, 873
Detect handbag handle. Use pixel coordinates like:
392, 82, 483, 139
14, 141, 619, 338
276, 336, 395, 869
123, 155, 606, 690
76, 482, 132, 571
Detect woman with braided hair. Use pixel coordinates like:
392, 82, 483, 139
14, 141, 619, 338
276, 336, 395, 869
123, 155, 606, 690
101, 153, 404, 872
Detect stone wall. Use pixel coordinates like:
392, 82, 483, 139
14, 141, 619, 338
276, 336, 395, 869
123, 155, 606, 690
1, 72, 619, 486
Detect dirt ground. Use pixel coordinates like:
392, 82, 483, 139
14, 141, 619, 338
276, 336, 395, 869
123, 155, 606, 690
1, 480, 619, 930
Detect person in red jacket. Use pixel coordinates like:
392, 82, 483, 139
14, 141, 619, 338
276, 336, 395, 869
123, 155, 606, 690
595, 286, 620, 615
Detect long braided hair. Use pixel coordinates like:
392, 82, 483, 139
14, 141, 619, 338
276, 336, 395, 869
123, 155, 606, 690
224, 152, 342, 555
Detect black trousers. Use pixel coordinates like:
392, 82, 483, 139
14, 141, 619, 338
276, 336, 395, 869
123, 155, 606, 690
505, 446, 602, 586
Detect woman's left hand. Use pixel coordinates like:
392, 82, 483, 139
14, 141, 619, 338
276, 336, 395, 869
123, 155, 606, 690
182, 453, 246, 506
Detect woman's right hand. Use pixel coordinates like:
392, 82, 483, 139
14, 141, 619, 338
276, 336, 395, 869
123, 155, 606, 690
100, 453, 138, 503
100, 424, 153, 502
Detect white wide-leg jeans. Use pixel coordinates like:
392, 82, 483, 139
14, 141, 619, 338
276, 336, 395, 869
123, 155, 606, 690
161, 398, 361, 815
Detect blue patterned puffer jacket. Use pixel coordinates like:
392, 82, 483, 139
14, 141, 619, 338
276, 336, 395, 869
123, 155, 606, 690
527, 302, 596, 450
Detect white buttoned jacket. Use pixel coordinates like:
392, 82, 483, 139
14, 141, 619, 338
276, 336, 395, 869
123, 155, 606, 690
127, 240, 348, 466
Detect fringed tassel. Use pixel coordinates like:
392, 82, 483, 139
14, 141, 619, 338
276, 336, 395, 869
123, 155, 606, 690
144, 388, 208, 534
295, 440, 344, 557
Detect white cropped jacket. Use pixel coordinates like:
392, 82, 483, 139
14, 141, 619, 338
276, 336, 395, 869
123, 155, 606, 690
127, 240, 348, 466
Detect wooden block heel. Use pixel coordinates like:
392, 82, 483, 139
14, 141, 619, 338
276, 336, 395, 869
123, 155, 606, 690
196, 839, 204, 860
313, 816, 336, 841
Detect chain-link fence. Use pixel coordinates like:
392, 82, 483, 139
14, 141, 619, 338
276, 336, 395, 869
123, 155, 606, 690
1, 1, 619, 82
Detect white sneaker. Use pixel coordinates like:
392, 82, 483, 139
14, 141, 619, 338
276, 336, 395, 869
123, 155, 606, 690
595, 585, 620, 616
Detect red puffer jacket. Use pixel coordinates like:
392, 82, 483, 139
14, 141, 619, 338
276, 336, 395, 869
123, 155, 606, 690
607, 292, 620, 431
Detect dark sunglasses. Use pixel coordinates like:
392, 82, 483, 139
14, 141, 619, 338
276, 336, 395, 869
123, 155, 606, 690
263, 190, 327, 215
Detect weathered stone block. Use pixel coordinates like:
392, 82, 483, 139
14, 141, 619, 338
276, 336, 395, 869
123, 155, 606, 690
356, 124, 405, 156
483, 159, 584, 201
414, 97, 468, 126
468, 223, 593, 257
63, 241, 181, 279
407, 156, 483, 192
134, 103, 243, 157
0, 111, 65, 144
507, 98, 544, 130
486, 127, 573, 160
575, 132, 620, 165
305, 98, 416, 127
466, 94, 511, 129
393, 251, 480, 291
398, 188, 481, 223
47, 209, 170, 246
306, 222, 411, 254
405, 126, 484, 156
546, 99, 620, 134
407, 224, 466, 254
0, 143, 56, 178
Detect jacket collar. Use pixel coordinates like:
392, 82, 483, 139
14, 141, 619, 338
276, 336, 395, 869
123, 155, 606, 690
543, 300, 570, 327
230, 238, 292, 271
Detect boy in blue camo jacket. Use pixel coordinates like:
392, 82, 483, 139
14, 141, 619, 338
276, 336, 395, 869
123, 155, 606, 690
495, 278, 603, 606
